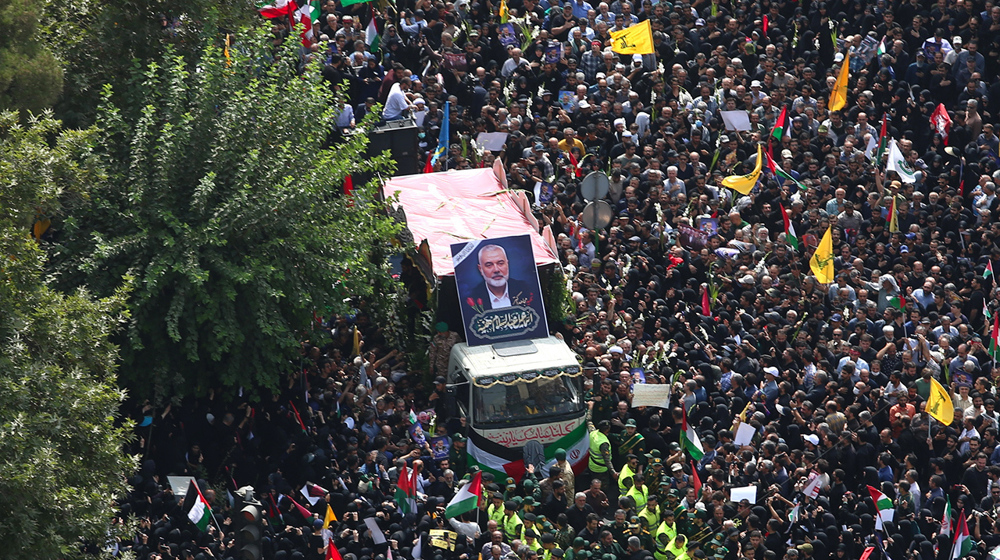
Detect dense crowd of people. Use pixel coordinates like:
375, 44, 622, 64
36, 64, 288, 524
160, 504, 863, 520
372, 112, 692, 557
112, 0, 1000, 559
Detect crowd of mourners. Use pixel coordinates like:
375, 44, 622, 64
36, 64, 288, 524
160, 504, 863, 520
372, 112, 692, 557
110, 0, 1000, 558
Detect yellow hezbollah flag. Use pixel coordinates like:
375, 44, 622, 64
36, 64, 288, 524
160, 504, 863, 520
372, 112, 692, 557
829, 50, 850, 112
809, 226, 835, 284
927, 378, 954, 426
721, 144, 762, 195
322, 504, 337, 529
499, 0, 509, 23
611, 20, 654, 55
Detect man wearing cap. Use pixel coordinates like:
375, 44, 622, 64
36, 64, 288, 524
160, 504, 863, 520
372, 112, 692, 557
618, 453, 641, 494
501, 500, 524, 541
552, 448, 576, 497
615, 419, 646, 471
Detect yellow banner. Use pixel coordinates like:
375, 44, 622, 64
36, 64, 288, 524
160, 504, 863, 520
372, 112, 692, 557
927, 378, 955, 426
809, 226, 835, 284
611, 20, 654, 55
721, 144, 762, 195
829, 50, 850, 112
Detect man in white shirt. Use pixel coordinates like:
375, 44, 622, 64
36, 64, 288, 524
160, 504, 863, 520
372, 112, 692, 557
383, 77, 413, 121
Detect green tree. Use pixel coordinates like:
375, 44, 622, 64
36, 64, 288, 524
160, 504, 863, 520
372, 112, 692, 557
0, 0, 63, 115
50, 30, 398, 398
43, 0, 258, 128
0, 112, 135, 560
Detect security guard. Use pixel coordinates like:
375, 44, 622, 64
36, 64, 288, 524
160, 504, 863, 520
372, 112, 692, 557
618, 453, 640, 495
625, 473, 649, 511
588, 420, 616, 497
501, 500, 523, 541
488, 491, 506, 524
638, 493, 661, 529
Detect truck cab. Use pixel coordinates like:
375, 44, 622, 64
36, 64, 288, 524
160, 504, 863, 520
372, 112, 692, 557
447, 336, 589, 479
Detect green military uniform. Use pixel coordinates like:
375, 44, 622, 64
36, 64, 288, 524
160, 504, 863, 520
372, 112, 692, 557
615, 419, 646, 468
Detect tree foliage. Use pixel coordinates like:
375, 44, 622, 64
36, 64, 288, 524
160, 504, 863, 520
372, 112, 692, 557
43, 0, 258, 127
0, 0, 63, 115
0, 111, 135, 560
49, 30, 399, 399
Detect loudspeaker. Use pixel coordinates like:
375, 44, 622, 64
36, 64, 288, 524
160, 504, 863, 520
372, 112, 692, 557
367, 122, 420, 176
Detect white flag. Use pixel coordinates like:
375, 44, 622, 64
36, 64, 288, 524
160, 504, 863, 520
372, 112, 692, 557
887, 140, 918, 184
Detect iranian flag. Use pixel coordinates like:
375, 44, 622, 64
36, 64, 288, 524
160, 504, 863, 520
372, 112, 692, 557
444, 471, 483, 518
765, 150, 806, 191
680, 406, 704, 460
867, 485, 894, 530
780, 203, 799, 251
259, 0, 296, 18
186, 479, 213, 532
467, 421, 590, 482
770, 105, 789, 142
986, 260, 995, 284
395, 464, 417, 515
366, 8, 380, 51
942, 496, 953, 538
952, 510, 973, 559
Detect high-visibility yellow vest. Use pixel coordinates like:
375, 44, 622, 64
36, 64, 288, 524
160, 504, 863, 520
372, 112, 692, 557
502, 513, 523, 541
589, 431, 610, 472
619, 462, 636, 494
626, 484, 648, 510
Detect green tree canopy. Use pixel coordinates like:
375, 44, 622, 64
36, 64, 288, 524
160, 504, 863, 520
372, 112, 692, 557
49, 30, 398, 399
0, 0, 63, 114
0, 111, 135, 560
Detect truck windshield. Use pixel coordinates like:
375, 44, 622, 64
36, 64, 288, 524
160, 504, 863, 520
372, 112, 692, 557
474, 375, 583, 425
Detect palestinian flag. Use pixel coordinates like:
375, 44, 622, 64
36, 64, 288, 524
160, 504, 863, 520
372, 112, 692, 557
942, 497, 953, 538
867, 485, 894, 530
259, 0, 296, 18
409, 409, 418, 424
690, 460, 702, 495
680, 406, 704, 460
889, 295, 905, 311
984, 301, 992, 322
395, 463, 417, 515
952, 510, 973, 559
366, 8, 380, 52
444, 471, 483, 518
766, 151, 806, 191
770, 105, 789, 142
780, 203, 799, 251
186, 479, 213, 532
986, 260, 995, 284
293, 0, 320, 45
990, 312, 1000, 362
875, 117, 890, 164
467, 421, 590, 482
876, 36, 888, 57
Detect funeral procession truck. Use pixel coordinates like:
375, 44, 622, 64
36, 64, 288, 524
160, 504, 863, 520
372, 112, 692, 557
446, 336, 589, 482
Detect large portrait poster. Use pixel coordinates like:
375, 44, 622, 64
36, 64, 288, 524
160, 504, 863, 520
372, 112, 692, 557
450, 234, 548, 346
